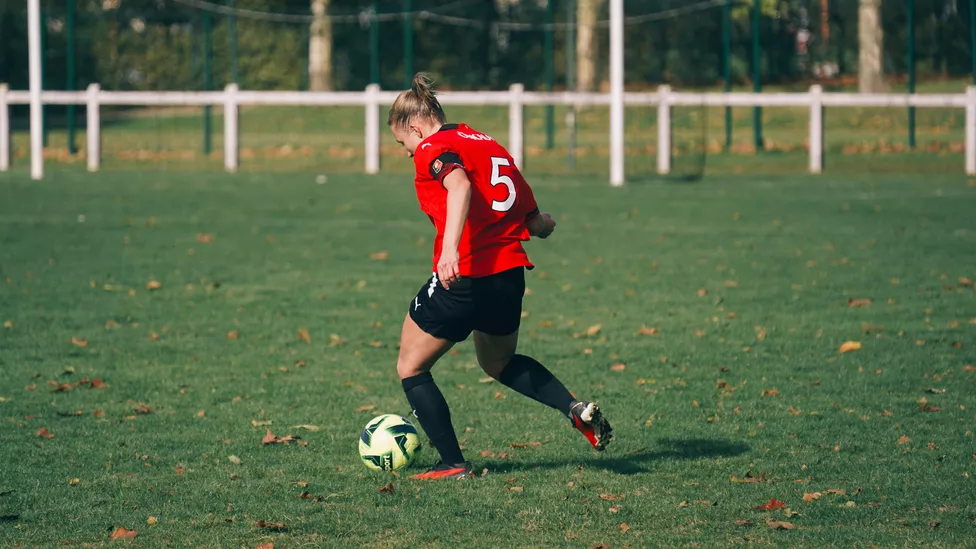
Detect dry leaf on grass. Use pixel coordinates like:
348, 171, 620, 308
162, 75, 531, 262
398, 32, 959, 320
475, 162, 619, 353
109, 527, 138, 540
70, 337, 88, 347
261, 429, 298, 445
848, 298, 872, 307
765, 519, 795, 530
255, 520, 287, 532
370, 251, 390, 261
297, 329, 311, 344
802, 492, 822, 502
36, 427, 54, 438
839, 341, 861, 353
610, 363, 626, 372
146, 280, 162, 290
379, 482, 395, 494
754, 498, 787, 511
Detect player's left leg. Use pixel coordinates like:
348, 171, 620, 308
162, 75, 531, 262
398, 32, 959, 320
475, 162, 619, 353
398, 313, 473, 479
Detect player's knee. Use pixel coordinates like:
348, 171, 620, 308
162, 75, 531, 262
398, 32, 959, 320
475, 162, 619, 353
397, 358, 429, 380
478, 355, 512, 379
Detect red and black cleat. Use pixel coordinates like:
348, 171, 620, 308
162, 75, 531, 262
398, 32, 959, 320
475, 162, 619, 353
410, 460, 474, 480
569, 401, 614, 451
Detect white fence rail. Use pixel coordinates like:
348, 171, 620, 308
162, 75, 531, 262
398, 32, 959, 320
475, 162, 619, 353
1, 83, 975, 180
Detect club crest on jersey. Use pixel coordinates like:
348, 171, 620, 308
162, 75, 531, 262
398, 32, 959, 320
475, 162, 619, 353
432, 159, 443, 174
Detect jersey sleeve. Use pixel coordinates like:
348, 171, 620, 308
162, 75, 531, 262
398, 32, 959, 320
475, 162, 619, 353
415, 142, 466, 185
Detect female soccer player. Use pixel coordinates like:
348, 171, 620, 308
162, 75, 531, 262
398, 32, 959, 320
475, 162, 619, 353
388, 73, 613, 480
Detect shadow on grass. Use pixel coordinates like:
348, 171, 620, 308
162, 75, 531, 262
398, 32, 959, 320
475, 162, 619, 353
481, 438, 750, 476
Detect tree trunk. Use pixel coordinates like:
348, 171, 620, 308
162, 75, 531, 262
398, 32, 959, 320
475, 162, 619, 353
576, 0, 600, 92
309, 0, 332, 91
858, 0, 885, 93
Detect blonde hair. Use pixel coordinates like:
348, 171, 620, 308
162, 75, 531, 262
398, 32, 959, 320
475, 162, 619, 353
387, 72, 446, 128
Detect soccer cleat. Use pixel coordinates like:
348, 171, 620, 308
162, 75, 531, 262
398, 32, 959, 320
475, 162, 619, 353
569, 401, 614, 451
410, 460, 474, 480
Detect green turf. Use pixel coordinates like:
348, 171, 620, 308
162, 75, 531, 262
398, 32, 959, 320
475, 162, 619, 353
1, 170, 975, 548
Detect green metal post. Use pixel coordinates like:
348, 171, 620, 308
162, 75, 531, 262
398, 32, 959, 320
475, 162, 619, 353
404, 0, 414, 88
752, 0, 763, 151
370, 1, 380, 85
723, 0, 732, 151
229, 0, 238, 84
41, 7, 47, 148
66, 0, 76, 154
566, 0, 576, 169
908, 0, 916, 149
971, 0, 976, 84
544, 0, 554, 149
203, 10, 213, 156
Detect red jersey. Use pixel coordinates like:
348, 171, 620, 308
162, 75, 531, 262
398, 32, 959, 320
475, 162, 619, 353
412, 123, 539, 278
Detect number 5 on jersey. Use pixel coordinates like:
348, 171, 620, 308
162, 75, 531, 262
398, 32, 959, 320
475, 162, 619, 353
490, 156, 517, 212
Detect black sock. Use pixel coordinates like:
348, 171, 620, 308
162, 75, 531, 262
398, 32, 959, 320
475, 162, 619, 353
497, 354, 576, 416
402, 372, 466, 466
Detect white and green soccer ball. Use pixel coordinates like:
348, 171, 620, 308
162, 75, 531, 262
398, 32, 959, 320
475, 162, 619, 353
358, 414, 422, 472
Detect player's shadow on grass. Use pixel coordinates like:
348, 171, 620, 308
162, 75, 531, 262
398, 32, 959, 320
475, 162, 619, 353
483, 438, 749, 476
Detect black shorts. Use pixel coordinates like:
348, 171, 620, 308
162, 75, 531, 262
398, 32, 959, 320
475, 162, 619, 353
408, 267, 525, 343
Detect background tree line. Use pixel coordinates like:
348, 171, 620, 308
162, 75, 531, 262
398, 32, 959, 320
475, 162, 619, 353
0, 0, 972, 95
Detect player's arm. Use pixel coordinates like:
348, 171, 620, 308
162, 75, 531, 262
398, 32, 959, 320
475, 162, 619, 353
517, 177, 556, 239
526, 210, 556, 239
428, 151, 470, 288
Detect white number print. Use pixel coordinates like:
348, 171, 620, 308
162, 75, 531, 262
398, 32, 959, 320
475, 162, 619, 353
489, 156, 517, 212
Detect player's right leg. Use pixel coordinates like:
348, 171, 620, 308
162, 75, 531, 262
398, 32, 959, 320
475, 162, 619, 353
471, 267, 613, 451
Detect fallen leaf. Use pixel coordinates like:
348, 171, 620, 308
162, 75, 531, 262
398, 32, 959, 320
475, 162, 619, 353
802, 492, 822, 502
70, 337, 88, 347
89, 378, 106, 389
370, 251, 390, 261
510, 442, 541, 449
959, 277, 973, 287
146, 516, 158, 526
146, 280, 162, 290
68, 478, 81, 486
479, 377, 495, 383
730, 470, 767, 483
736, 519, 753, 526
897, 435, 911, 445
196, 233, 215, 243
133, 404, 152, 414
290, 424, 321, 431
109, 527, 137, 540
254, 544, 274, 549
608, 505, 620, 513
379, 482, 395, 494
494, 392, 506, 399
848, 298, 872, 307
599, 494, 619, 501
355, 405, 375, 413
255, 520, 287, 531
228, 455, 242, 465
754, 498, 787, 511
618, 522, 630, 533
964, 365, 976, 372
297, 329, 311, 344
839, 341, 861, 353
226, 330, 239, 340
261, 429, 298, 445
251, 420, 272, 427
765, 519, 795, 530
53, 383, 74, 393
825, 489, 846, 496
929, 521, 940, 529
637, 326, 659, 336
328, 333, 345, 346
610, 363, 626, 372
2, 321, 11, 328
36, 427, 54, 438
697, 288, 708, 297
506, 485, 524, 493
788, 406, 802, 415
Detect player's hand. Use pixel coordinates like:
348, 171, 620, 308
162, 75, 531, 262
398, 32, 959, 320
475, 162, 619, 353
535, 212, 556, 239
437, 248, 461, 290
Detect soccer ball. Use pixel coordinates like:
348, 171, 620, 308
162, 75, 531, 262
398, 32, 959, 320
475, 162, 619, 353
358, 414, 422, 472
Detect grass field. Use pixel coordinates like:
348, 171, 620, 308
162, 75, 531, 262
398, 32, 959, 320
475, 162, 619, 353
1, 169, 975, 548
